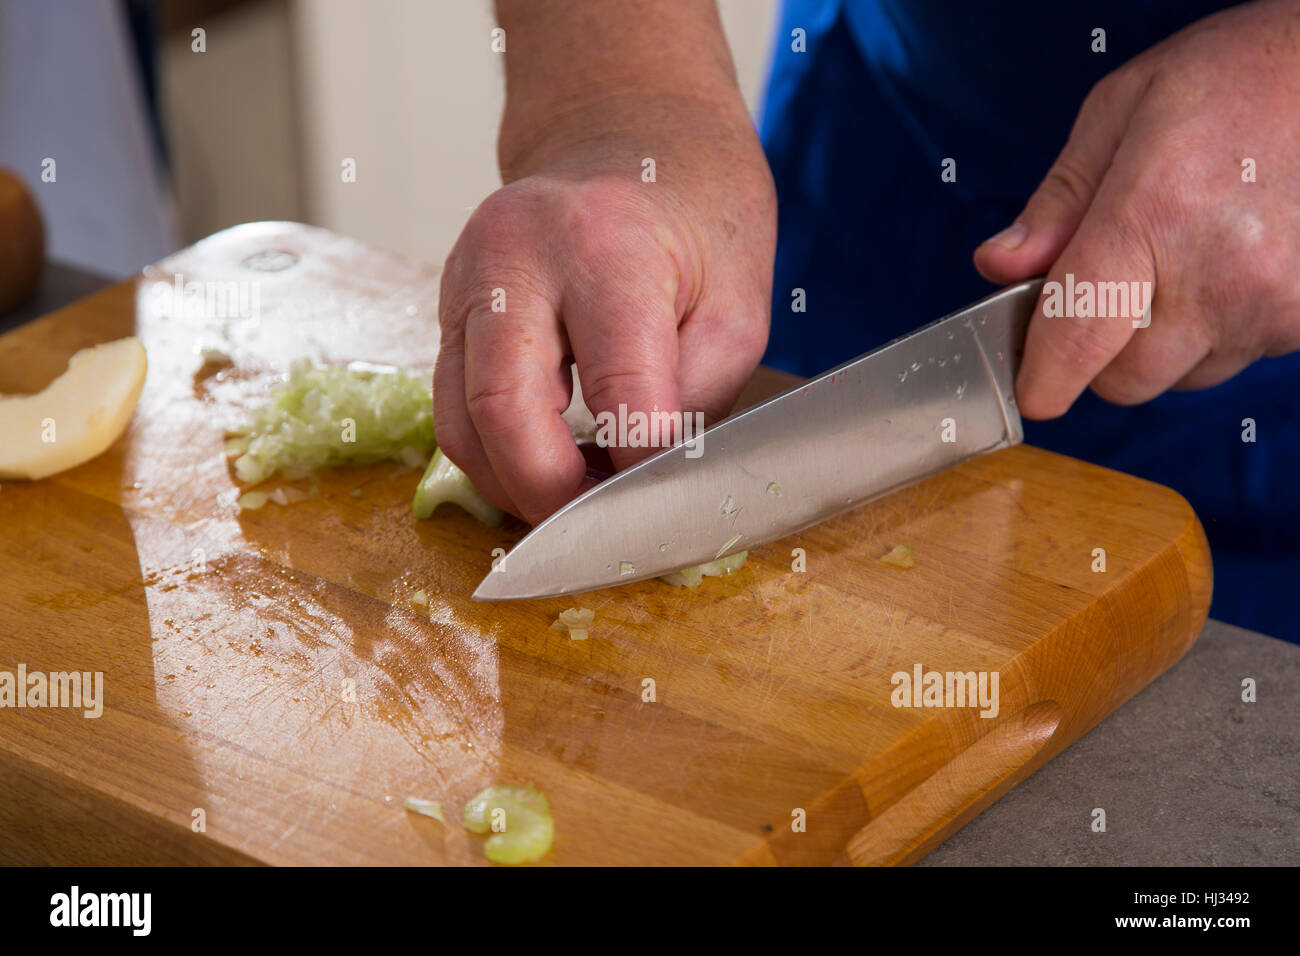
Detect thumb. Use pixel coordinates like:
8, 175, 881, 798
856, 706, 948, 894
974, 69, 1148, 284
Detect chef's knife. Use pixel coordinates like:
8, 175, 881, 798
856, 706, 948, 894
474, 277, 1044, 601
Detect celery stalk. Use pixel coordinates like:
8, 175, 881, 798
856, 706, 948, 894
412, 448, 504, 526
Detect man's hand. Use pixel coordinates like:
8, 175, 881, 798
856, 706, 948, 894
434, 2, 775, 525
975, 0, 1300, 419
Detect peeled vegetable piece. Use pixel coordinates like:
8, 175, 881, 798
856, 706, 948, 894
0, 337, 147, 480
226, 360, 435, 485
462, 785, 554, 864
412, 448, 504, 526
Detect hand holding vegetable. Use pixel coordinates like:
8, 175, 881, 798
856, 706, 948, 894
434, 0, 776, 524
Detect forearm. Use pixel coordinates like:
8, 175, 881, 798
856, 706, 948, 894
494, 0, 750, 178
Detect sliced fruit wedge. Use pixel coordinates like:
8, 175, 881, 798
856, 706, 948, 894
0, 336, 147, 480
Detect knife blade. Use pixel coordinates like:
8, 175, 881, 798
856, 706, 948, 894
474, 277, 1044, 601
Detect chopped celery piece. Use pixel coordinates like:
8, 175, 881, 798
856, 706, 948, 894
412, 448, 503, 526
227, 360, 435, 485
462, 785, 554, 864
237, 490, 269, 511
660, 565, 703, 588
878, 544, 916, 569
268, 486, 308, 506
659, 551, 748, 587
550, 607, 595, 640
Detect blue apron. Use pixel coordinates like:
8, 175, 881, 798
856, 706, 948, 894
761, 0, 1300, 641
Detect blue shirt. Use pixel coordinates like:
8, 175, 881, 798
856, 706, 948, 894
761, 0, 1299, 641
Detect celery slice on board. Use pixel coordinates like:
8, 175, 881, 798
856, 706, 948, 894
412, 448, 504, 526
462, 785, 554, 864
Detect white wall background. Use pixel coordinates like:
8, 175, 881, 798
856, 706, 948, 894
290, 0, 777, 267
161, 0, 302, 247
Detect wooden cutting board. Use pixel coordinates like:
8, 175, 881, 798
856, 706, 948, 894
0, 223, 1211, 865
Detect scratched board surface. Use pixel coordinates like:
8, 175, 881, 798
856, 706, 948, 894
0, 223, 1211, 865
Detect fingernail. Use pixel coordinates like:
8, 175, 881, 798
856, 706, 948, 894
984, 221, 1029, 250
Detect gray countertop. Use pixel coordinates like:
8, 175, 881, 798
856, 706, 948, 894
8, 262, 1297, 867
923, 619, 1300, 865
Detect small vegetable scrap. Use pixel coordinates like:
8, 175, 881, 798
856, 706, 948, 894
462, 785, 554, 864
404, 785, 554, 863
402, 797, 444, 822
237, 490, 269, 511
237, 486, 312, 511
412, 448, 504, 526
878, 544, 917, 569
658, 551, 749, 587
226, 359, 435, 485
551, 607, 595, 640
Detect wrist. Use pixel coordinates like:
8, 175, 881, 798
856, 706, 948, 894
498, 86, 757, 183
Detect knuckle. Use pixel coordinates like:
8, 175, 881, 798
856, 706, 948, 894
1083, 63, 1143, 115
466, 382, 530, 437
1039, 158, 1098, 211
443, 263, 552, 336
1083, 70, 1122, 110
466, 192, 532, 256
1218, 215, 1294, 296
1042, 311, 1121, 371
1089, 371, 1146, 406
578, 366, 652, 413
439, 195, 545, 326
1109, 346, 1166, 398
714, 306, 770, 367
562, 179, 654, 263
1129, 145, 1198, 216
